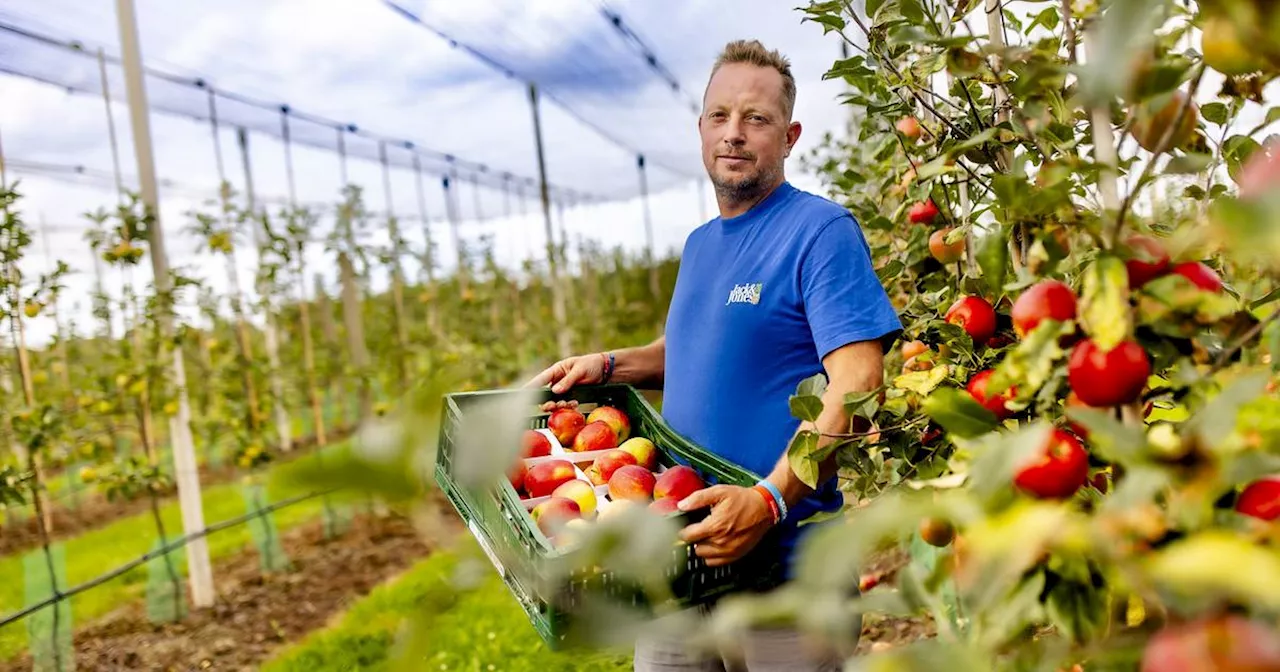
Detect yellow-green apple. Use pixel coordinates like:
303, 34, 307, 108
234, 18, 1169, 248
653, 465, 705, 502
572, 420, 618, 452
554, 517, 593, 548
521, 429, 552, 458
648, 497, 681, 516
524, 459, 577, 498
608, 464, 656, 501
591, 449, 637, 484
584, 464, 606, 486
587, 405, 631, 442
548, 408, 586, 446
618, 437, 658, 470
551, 478, 598, 518
530, 496, 581, 536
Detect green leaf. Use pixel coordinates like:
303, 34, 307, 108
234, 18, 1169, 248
922, 387, 999, 438
1147, 532, 1280, 611
1065, 407, 1148, 466
1184, 372, 1269, 452
898, 0, 924, 23
1074, 0, 1164, 107
1165, 153, 1213, 174
977, 226, 1010, 298
1250, 286, 1280, 310
865, 0, 888, 20
789, 395, 825, 423
893, 365, 950, 396
797, 372, 828, 398
787, 430, 822, 489
1210, 196, 1280, 272
958, 423, 1053, 503
1079, 256, 1131, 351
1135, 273, 1241, 337
843, 388, 883, 421
1224, 135, 1262, 184
1201, 102, 1229, 126
986, 320, 1073, 400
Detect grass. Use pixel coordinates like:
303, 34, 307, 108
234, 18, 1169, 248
262, 537, 634, 672
0, 443, 347, 662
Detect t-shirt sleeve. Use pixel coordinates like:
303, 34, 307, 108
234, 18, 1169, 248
799, 214, 903, 359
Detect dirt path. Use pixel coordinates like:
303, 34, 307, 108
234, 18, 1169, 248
0, 494, 461, 672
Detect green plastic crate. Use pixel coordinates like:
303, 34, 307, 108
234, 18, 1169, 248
434, 383, 786, 648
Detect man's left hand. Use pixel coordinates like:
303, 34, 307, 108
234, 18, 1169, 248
677, 484, 776, 567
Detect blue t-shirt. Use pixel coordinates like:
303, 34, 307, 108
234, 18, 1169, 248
661, 180, 902, 578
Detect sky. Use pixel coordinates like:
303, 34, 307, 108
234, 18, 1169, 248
0, 0, 859, 348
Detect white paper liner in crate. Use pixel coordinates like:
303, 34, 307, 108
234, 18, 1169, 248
518, 427, 669, 514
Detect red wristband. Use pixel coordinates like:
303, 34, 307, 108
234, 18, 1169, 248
752, 484, 781, 524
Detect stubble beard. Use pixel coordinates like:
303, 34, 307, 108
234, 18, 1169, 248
710, 160, 784, 209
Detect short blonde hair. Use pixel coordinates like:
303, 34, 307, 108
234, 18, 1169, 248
708, 40, 797, 120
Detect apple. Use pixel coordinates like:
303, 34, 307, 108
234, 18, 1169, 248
1132, 89, 1199, 154
591, 449, 638, 483
1014, 429, 1089, 500
648, 497, 681, 516
896, 116, 922, 140
520, 429, 552, 458
1172, 261, 1224, 293
918, 517, 954, 547
653, 465, 705, 501
547, 407, 586, 446
584, 464, 606, 486
551, 478, 598, 518
1063, 391, 1095, 439
1238, 138, 1280, 200
1067, 339, 1151, 407
1201, 15, 1265, 76
618, 437, 658, 470
1236, 476, 1280, 521
966, 369, 1017, 420
908, 200, 940, 225
1011, 279, 1077, 339
586, 405, 631, 442
928, 227, 965, 263
901, 340, 929, 360
1140, 614, 1280, 672
945, 295, 997, 346
507, 460, 528, 494
608, 464, 656, 501
530, 496, 581, 537
1124, 235, 1171, 289
571, 420, 618, 452
524, 459, 577, 498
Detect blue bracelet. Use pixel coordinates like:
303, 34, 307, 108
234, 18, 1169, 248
603, 352, 616, 382
756, 479, 788, 523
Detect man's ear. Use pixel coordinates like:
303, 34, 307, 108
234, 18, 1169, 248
785, 121, 803, 157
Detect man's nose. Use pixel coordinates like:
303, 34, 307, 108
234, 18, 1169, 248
723, 114, 746, 144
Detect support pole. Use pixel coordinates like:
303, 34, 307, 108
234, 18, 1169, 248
442, 171, 467, 294
378, 141, 410, 392
527, 83, 570, 360
97, 47, 127, 203
637, 154, 662, 330
114, 0, 213, 608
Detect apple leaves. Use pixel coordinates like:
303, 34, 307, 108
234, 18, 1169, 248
922, 387, 999, 438
789, 373, 828, 423
1135, 274, 1241, 338
986, 319, 1073, 401
1080, 256, 1131, 351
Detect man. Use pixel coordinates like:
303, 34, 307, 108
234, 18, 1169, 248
528, 39, 902, 671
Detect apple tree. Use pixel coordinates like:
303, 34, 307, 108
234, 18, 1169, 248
693, 0, 1280, 668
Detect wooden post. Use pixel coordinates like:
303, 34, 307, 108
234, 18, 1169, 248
379, 141, 410, 393
339, 254, 373, 422
114, 0, 214, 607
527, 83, 570, 360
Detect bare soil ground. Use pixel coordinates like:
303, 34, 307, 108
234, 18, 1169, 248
0, 494, 461, 672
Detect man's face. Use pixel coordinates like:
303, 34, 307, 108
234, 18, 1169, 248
699, 62, 801, 202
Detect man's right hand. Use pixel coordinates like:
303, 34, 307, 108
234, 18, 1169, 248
525, 353, 608, 410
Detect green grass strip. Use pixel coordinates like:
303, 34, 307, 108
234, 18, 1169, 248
262, 538, 634, 672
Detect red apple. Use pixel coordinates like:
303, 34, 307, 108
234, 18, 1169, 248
966, 369, 1017, 420
1124, 234, 1171, 289
1236, 476, 1280, 521
608, 464, 656, 501
520, 429, 552, 458
908, 200, 940, 225
547, 407, 586, 446
1011, 280, 1077, 339
1172, 261, 1224, 293
524, 459, 577, 498
648, 497, 681, 515
1238, 138, 1280, 200
896, 116, 922, 140
571, 420, 618, 452
1141, 615, 1280, 672
653, 465, 705, 502
1014, 429, 1089, 500
929, 227, 965, 264
618, 437, 658, 470
551, 478, 598, 517
901, 340, 929, 360
591, 449, 637, 483
1067, 339, 1151, 407
1063, 391, 1095, 439
530, 496, 581, 537
508, 459, 528, 495
945, 295, 997, 346
1131, 89, 1199, 154
586, 405, 631, 442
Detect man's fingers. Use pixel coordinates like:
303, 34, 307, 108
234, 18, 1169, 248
677, 484, 727, 512
678, 516, 718, 544
550, 362, 587, 394
526, 362, 564, 389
